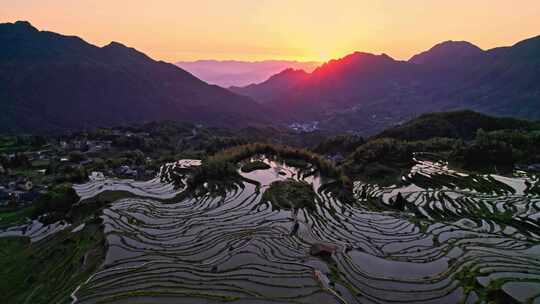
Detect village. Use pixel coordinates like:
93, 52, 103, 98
0, 122, 353, 209
0, 130, 163, 208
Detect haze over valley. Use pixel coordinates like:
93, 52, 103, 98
2, 21, 539, 136
176, 60, 320, 87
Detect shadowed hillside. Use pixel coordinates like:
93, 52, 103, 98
233, 36, 540, 134
0, 21, 272, 133
375, 110, 538, 141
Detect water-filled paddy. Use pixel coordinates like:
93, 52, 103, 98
71, 157, 540, 303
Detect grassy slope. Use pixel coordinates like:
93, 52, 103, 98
262, 180, 317, 211
0, 222, 105, 304
376, 110, 538, 141
240, 160, 271, 172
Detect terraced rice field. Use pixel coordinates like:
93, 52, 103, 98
71, 156, 540, 303
0, 219, 71, 242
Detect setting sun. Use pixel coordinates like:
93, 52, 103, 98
2, 2, 540, 303
2, 0, 540, 62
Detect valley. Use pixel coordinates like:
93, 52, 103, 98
2, 8, 540, 303
1, 112, 539, 303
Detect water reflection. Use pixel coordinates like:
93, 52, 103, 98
71, 156, 540, 303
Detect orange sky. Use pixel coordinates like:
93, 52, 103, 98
2, 0, 540, 62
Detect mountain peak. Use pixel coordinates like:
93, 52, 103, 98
0, 20, 38, 34
102, 41, 152, 62
437, 40, 479, 48
311, 51, 397, 77
0, 22, 269, 132
346, 51, 394, 61
273, 68, 308, 77
330, 52, 396, 65
104, 41, 127, 48
503, 34, 540, 61
13, 20, 37, 29
409, 40, 483, 65
102, 41, 141, 53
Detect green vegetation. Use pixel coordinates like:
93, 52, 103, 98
455, 129, 540, 169
0, 135, 46, 153
262, 179, 317, 211
32, 184, 80, 223
1, 111, 539, 303
240, 160, 271, 172
186, 143, 352, 195
282, 157, 310, 168
343, 137, 458, 184
376, 110, 537, 141
1, 185, 81, 228
453, 265, 521, 303
343, 112, 540, 183
0, 207, 34, 229
314, 134, 365, 155
51, 165, 89, 184
0, 222, 105, 304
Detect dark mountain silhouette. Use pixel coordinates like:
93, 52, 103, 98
234, 52, 424, 122
0, 21, 270, 133
234, 35, 540, 134
230, 68, 310, 103
445, 35, 540, 119
375, 110, 537, 141
409, 41, 483, 67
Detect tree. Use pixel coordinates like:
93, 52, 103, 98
33, 184, 80, 221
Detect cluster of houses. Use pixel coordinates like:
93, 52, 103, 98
1, 138, 126, 207
0, 178, 42, 207
1, 149, 52, 206
59, 139, 112, 153
516, 163, 540, 173
115, 164, 156, 180
289, 121, 320, 133
1, 131, 168, 207
59, 135, 158, 180
326, 153, 344, 164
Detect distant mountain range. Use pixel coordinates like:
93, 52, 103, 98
0, 21, 270, 133
232, 37, 540, 135
175, 60, 319, 87
2, 20, 539, 136
229, 68, 311, 104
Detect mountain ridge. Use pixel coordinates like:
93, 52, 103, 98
232, 35, 540, 134
0, 21, 271, 134
409, 40, 484, 66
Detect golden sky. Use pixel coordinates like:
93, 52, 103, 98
2, 0, 540, 62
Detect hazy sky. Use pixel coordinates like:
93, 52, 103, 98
2, 0, 540, 62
